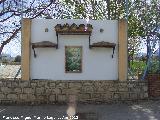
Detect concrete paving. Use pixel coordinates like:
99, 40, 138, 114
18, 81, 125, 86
0, 65, 21, 79
0, 100, 160, 120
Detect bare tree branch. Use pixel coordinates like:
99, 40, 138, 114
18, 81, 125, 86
0, 0, 57, 55
31, 1, 54, 19
0, 0, 7, 5
0, 31, 13, 34
0, 10, 17, 17
0, 27, 21, 55
0, 14, 14, 22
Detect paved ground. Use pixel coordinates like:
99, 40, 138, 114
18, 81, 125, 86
0, 100, 160, 120
0, 65, 21, 79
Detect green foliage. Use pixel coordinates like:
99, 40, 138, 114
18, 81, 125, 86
130, 60, 146, 75
66, 47, 82, 72
14, 55, 21, 62
148, 60, 160, 74
131, 58, 160, 77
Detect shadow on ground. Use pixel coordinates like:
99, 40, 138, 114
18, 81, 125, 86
0, 100, 160, 120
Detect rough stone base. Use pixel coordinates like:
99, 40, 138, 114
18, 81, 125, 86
0, 80, 148, 104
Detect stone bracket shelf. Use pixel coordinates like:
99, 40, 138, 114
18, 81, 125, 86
89, 41, 116, 58
32, 41, 57, 58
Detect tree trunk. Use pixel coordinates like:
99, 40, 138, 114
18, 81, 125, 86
105, 0, 110, 20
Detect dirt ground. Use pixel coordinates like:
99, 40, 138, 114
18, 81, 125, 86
0, 100, 160, 120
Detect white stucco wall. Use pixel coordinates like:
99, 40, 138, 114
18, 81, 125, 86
30, 19, 118, 80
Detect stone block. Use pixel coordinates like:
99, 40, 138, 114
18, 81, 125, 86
7, 94, 18, 100
36, 87, 44, 94
49, 94, 56, 102
139, 93, 144, 99
49, 82, 56, 88
23, 88, 34, 94
36, 95, 44, 100
12, 81, 19, 87
108, 87, 117, 92
120, 93, 129, 99
14, 88, 22, 93
143, 86, 148, 92
44, 82, 50, 88
69, 82, 82, 89
113, 93, 120, 99
129, 93, 137, 99
45, 88, 52, 94
62, 88, 80, 94
102, 93, 112, 100
96, 87, 105, 92
19, 81, 29, 87
37, 81, 47, 87
108, 83, 114, 88
0, 94, 5, 99
30, 82, 37, 87
0, 81, 3, 86
6, 82, 12, 87
68, 94, 77, 103
78, 93, 91, 100
82, 86, 94, 93
118, 87, 128, 92
133, 88, 141, 92
92, 93, 101, 99
144, 93, 148, 98
1, 87, 12, 93
20, 94, 28, 100
27, 94, 36, 101
118, 82, 127, 87
128, 84, 135, 88
56, 82, 68, 88
57, 94, 66, 102
94, 82, 103, 88
83, 82, 93, 86
52, 88, 61, 94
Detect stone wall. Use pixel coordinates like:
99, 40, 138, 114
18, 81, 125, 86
0, 80, 148, 104
147, 74, 160, 97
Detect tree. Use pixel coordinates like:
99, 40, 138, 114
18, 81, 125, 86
14, 55, 21, 62
0, 0, 65, 55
